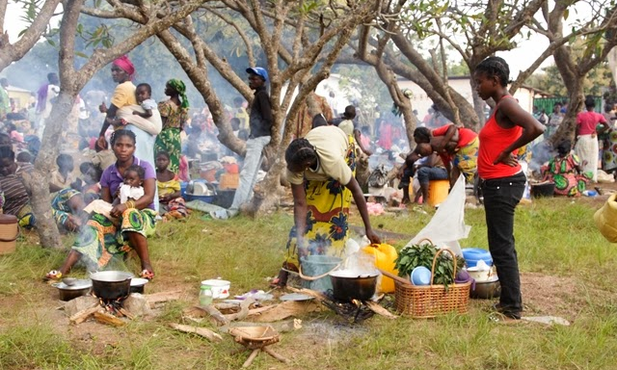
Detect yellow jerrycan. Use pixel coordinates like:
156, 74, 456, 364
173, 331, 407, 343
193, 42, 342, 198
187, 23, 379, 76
362, 243, 398, 293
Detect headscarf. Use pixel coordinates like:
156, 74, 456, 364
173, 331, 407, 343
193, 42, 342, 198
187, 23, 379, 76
112, 55, 135, 79
168, 79, 189, 109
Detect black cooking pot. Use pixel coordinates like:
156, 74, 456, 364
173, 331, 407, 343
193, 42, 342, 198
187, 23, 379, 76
90, 271, 133, 300
329, 270, 378, 302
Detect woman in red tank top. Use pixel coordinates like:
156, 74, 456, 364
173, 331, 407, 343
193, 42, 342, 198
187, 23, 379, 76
474, 56, 544, 320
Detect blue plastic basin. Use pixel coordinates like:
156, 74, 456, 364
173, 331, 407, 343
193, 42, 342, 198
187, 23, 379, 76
462, 248, 493, 268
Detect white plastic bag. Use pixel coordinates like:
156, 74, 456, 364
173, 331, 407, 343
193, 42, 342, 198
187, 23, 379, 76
406, 174, 471, 255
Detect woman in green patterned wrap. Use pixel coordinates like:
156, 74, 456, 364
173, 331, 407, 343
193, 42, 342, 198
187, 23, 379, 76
46, 130, 157, 281
156, 79, 189, 173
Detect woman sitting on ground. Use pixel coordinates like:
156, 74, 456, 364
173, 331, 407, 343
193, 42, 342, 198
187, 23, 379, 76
272, 125, 381, 287
46, 129, 157, 281
541, 139, 591, 197
155, 151, 188, 221
0, 146, 83, 231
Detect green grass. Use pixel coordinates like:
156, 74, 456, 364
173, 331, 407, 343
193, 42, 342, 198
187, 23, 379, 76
1, 198, 617, 369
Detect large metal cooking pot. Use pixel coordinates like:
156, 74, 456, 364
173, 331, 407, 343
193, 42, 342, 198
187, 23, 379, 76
329, 270, 378, 303
52, 279, 92, 301
90, 271, 133, 300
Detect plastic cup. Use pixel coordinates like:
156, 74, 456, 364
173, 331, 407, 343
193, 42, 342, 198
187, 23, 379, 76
411, 266, 432, 286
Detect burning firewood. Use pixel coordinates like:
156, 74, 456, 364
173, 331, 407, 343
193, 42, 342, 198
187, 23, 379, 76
69, 306, 102, 325
94, 311, 126, 327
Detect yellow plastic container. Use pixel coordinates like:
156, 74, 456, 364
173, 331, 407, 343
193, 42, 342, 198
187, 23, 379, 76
427, 179, 450, 207
362, 243, 398, 293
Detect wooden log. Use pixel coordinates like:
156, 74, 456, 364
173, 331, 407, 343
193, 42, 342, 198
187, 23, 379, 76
145, 290, 183, 307
365, 301, 398, 319
288, 287, 329, 301
198, 305, 230, 326
242, 349, 260, 368
263, 346, 289, 363
214, 302, 241, 314
252, 301, 319, 323
93, 311, 126, 327
246, 305, 276, 317
169, 323, 223, 342
118, 307, 135, 320
69, 306, 102, 325
224, 298, 255, 322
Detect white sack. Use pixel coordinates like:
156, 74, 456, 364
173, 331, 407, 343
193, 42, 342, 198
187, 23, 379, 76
406, 174, 471, 255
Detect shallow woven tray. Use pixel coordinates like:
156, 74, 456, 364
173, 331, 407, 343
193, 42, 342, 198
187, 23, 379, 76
229, 325, 279, 343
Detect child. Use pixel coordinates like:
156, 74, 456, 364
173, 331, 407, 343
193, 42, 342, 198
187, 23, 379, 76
112, 82, 162, 136
16, 151, 33, 165
72, 162, 102, 204
90, 137, 116, 172
156, 151, 188, 220
50, 153, 76, 191
83, 164, 145, 222
132, 83, 157, 120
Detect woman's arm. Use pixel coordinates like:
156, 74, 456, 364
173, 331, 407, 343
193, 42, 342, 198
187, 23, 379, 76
432, 125, 457, 152
494, 99, 545, 166
110, 178, 155, 217
345, 177, 381, 244
133, 108, 152, 118
99, 104, 119, 137
291, 183, 308, 256
354, 129, 372, 156
101, 186, 112, 203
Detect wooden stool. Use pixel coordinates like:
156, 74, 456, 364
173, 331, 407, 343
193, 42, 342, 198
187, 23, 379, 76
229, 325, 288, 368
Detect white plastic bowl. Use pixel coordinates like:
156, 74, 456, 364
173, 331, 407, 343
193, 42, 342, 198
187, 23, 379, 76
466, 265, 497, 282
200, 279, 231, 299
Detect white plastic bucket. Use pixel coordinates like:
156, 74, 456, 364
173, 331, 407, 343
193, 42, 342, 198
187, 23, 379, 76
200, 279, 230, 299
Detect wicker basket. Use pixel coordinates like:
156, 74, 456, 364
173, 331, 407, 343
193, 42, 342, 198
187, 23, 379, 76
382, 248, 471, 318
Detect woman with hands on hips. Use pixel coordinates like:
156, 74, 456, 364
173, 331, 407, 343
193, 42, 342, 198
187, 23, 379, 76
474, 56, 544, 320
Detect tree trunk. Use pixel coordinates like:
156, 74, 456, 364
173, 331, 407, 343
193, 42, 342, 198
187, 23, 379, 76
31, 92, 78, 248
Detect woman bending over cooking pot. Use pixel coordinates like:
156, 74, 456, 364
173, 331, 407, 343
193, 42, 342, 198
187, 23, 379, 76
46, 129, 157, 281
271, 125, 381, 287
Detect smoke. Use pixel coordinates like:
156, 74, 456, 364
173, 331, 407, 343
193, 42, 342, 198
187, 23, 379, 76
528, 140, 555, 173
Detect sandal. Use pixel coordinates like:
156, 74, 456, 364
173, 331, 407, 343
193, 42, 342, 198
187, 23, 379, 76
44, 270, 63, 281
269, 270, 288, 288
140, 269, 155, 281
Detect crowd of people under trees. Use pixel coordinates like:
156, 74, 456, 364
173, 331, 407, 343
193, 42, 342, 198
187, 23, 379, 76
0, 54, 614, 321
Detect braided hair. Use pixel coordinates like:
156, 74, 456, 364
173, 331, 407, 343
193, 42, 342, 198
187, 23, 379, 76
285, 138, 317, 169
475, 56, 510, 87
413, 127, 431, 144
110, 129, 136, 146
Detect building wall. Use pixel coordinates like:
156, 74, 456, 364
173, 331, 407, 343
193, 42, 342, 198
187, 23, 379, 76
398, 77, 537, 119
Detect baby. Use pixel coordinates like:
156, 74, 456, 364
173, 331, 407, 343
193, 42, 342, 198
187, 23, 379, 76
83, 165, 145, 222
114, 82, 162, 136
119, 164, 145, 205
132, 83, 156, 119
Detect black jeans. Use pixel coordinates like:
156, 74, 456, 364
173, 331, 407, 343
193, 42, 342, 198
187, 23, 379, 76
481, 172, 526, 313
